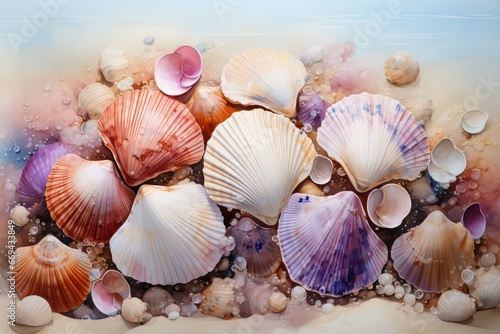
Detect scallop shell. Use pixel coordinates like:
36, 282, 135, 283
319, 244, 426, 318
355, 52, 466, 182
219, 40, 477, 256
367, 184, 411, 228
317, 92, 430, 192
78, 83, 116, 119
185, 85, 239, 140
278, 191, 388, 296
203, 109, 317, 225
98, 90, 204, 186
384, 51, 420, 85
428, 138, 466, 184
14, 235, 91, 312
391, 210, 475, 292
99, 46, 129, 83
300, 44, 325, 67
461, 202, 486, 240
109, 182, 226, 285
226, 217, 281, 278
461, 109, 489, 134
437, 290, 476, 323
468, 266, 500, 310
16, 295, 52, 327
45, 154, 135, 243
297, 93, 329, 131
221, 48, 307, 117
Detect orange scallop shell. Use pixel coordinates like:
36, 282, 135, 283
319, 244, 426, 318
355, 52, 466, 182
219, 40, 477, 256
98, 90, 204, 186
45, 154, 135, 243
14, 235, 92, 312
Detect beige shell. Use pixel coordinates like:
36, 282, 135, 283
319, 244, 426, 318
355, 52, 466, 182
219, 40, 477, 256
437, 290, 476, 323
221, 48, 306, 117
14, 235, 91, 312
16, 295, 52, 327
121, 297, 148, 323
78, 83, 116, 119
200, 278, 237, 319
384, 51, 420, 85
468, 266, 500, 310
296, 179, 325, 197
268, 292, 288, 313
99, 46, 129, 83
10, 205, 30, 226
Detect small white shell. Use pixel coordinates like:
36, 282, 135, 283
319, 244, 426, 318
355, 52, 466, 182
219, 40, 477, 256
99, 46, 129, 83
309, 155, 333, 185
384, 51, 420, 85
407, 98, 434, 125
367, 184, 411, 228
461, 109, 489, 134
468, 266, 500, 310
428, 138, 466, 184
16, 295, 52, 327
121, 297, 148, 323
437, 290, 476, 323
78, 83, 116, 119
300, 44, 325, 67
10, 205, 30, 226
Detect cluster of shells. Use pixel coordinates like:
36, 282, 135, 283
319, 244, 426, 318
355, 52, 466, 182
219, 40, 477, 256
8, 41, 498, 330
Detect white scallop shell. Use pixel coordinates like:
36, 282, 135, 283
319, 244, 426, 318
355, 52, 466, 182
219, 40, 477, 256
317, 92, 430, 192
437, 290, 476, 323
461, 109, 489, 134
99, 46, 129, 83
468, 266, 500, 310
384, 51, 420, 85
367, 184, 411, 228
109, 182, 226, 285
221, 49, 307, 117
78, 83, 116, 119
203, 109, 317, 225
16, 295, 52, 327
300, 44, 325, 67
428, 138, 466, 183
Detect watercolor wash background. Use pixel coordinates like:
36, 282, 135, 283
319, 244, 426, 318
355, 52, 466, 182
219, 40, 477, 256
0, 0, 500, 333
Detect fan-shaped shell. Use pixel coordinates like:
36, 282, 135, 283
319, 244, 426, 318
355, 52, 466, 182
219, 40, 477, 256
391, 210, 475, 293
221, 48, 307, 117
203, 109, 317, 225
78, 83, 116, 119
14, 235, 91, 312
16, 295, 52, 327
109, 182, 226, 285
468, 266, 500, 310
45, 154, 135, 243
99, 46, 129, 83
317, 92, 430, 192
437, 290, 476, 323
278, 191, 388, 296
185, 85, 239, 140
98, 90, 204, 186
226, 217, 281, 277
297, 93, 329, 131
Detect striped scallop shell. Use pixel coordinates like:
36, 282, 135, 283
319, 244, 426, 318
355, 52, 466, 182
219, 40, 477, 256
221, 48, 307, 117
317, 92, 430, 192
278, 192, 388, 296
14, 235, 91, 313
98, 90, 204, 186
78, 83, 116, 119
468, 266, 500, 310
16, 295, 52, 327
391, 210, 475, 293
203, 109, 317, 226
45, 154, 135, 243
437, 290, 476, 323
109, 182, 226, 285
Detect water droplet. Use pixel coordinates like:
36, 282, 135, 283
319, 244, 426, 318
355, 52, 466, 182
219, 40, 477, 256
23, 97, 31, 107
23, 114, 33, 123
13, 146, 20, 153
143, 35, 155, 46
29, 226, 38, 234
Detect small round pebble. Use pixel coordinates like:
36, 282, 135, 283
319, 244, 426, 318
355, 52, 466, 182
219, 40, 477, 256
291, 286, 307, 302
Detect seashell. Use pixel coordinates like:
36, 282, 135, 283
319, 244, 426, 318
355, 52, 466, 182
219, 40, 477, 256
155, 45, 202, 96
391, 210, 475, 292
98, 90, 204, 186
185, 85, 239, 140
200, 277, 237, 319
121, 297, 148, 323
428, 138, 466, 184
10, 205, 30, 227
80, 119, 99, 134
317, 92, 430, 193
91, 270, 131, 316
278, 191, 388, 296
109, 182, 226, 285
226, 217, 281, 278
461, 202, 486, 240
221, 48, 307, 118
407, 97, 434, 125
297, 93, 329, 131
296, 179, 325, 197
468, 265, 500, 310
45, 154, 135, 243
16, 295, 52, 327
437, 290, 476, 323
300, 44, 325, 67
78, 83, 116, 119
461, 109, 489, 134
203, 109, 317, 225
14, 235, 91, 312
99, 46, 129, 83
268, 291, 288, 313
367, 184, 411, 228
309, 155, 333, 185
384, 51, 420, 85
17, 143, 77, 215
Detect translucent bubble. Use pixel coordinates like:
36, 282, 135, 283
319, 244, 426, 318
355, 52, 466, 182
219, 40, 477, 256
291, 286, 307, 302
479, 252, 496, 268
315, 67, 323, 75
303, 124, 313, 133
29, 226, 38, 235
461, 269, 475, 284
236, 194, 244, 202
13, 146, 20, 153
337, 167, 346, 176
414, 290, 424, 299
168, 311, 180, 320
413, 302, 424, 313
23, 114, 33, 123
108, 309, 118, 316
143, 35, 155, 46
383, 285, 395, 296
429, 306, 438, 316
234, 256, 247, 270
403, 294, 416, 306
470, 169, 481, 181
322, 303, 334, 314
192, 293, 204, 304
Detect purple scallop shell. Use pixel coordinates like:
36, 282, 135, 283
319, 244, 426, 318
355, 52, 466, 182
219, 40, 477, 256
17, 142, 77, 215
278, 191, 388, 296
227, 217, 281, 277
461, 202, 486, 240
297, 93, 329, 131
